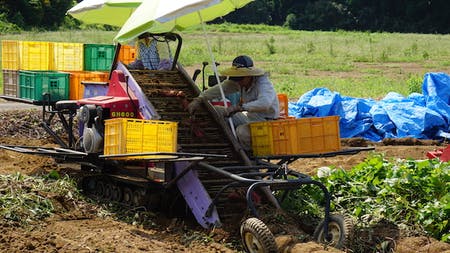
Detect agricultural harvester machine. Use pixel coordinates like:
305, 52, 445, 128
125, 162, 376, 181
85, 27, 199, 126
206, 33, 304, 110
0, 33, 372, 252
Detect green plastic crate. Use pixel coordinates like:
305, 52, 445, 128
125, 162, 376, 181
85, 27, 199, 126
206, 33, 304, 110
83, 44, 115, 71
19, 70, 69, 102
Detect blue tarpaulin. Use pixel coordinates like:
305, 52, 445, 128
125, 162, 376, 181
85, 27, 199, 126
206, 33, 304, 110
288, 72, 450, 142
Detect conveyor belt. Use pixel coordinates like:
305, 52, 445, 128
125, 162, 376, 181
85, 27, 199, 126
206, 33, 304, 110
130, 69, 252, 219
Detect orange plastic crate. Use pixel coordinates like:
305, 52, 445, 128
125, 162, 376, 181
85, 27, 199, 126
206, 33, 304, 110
271, 120, 296, 155
68, 71, 108, 100
1, 40, 20, 70
20, 41, 54, 70
104, 118, 178, 159
250, 116, 341, 156
53, 42, 84, 71
290, 116, 341, 154
118, 45, 136, 64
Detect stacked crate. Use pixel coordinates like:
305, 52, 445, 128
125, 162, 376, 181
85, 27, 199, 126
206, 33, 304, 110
76, 44, 116, 99
19, 41, 70, 102
118, 44, 136, 65
19, 70, 69, 103
54, 42, 84, 71
1, 40, 136, 101
1, 40, 20, 97
84, 44, 115, 71
68, 71, 109, 100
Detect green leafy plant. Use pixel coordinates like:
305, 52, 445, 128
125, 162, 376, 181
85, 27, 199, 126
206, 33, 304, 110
283, 154, 450, 243
406, 74, 424, 94
265, 36, 276, 55
306, 41, 315, 54
0, 172, 83, 226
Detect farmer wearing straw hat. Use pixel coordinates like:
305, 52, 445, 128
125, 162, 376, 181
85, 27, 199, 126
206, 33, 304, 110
187, 55, 279, 151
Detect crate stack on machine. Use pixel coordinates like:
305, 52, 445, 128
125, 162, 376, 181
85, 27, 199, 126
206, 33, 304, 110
1, 40, 21, 97
1, 40, 137, 102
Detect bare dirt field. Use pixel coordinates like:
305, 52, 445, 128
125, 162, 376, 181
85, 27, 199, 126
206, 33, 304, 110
0, 106, 449, 252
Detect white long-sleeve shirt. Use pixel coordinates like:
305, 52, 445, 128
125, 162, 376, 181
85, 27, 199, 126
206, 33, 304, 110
199, 74, 280, 120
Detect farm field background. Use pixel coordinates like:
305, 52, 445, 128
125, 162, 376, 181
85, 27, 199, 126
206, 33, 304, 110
1, 24, 450, 99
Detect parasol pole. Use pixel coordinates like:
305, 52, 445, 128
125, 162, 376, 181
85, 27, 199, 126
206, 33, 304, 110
197, 11, 237, 137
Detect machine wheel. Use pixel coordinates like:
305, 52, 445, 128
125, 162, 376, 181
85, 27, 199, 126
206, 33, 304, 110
111, 185, 123, 202
103, 183, 113, 200
131, 190, 144, 207
79, 104, 96, 124
95, 181, 105, 198
123, 187, 133, 205
240, 218, 277, 253
83, 177, 96, 194
313, 214, 353, 249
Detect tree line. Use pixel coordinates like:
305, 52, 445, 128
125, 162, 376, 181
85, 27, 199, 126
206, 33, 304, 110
225, 0, 450, 34
0, 0, 449, 34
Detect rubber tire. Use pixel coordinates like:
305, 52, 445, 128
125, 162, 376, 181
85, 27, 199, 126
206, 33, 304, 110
313, 214, 353, 249
240, 218, 277, 253
79, 105, 92, 124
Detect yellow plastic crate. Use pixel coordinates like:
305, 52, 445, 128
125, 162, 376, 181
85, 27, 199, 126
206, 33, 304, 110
250, 120, 293, 156
68, 71, 108, 100
104, 118, 178, 159
250, 116, 341, 156
118, 45, 136, 64
249, 121, 271, 156
54, 42, 84, 71
1, 40, 20, 70
20, 41, 53, 70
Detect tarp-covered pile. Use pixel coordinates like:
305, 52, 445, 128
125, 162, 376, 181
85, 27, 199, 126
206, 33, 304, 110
288, 72, 450, 142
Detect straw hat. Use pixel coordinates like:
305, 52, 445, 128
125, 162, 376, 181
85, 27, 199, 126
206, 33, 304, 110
220, 55, 265, 77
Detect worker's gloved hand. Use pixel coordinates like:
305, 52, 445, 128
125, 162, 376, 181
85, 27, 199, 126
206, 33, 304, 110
225, 105, 242, 117
187, 97, 202, 114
